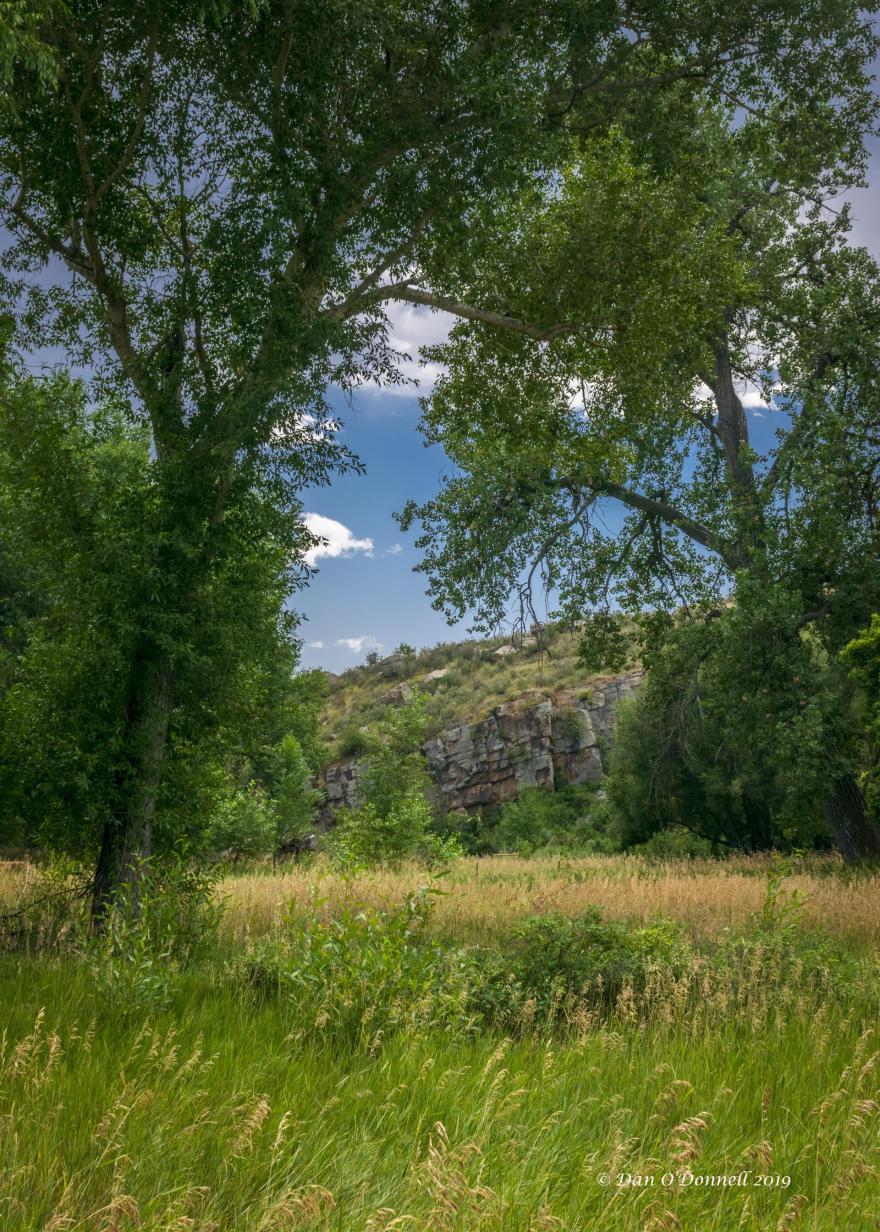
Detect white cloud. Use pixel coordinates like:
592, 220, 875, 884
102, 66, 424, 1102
272, 412, 340, 445
336, 635, 383, 654
303, 513, 374, 566
360, 300, 455, 396
739, 383, 771, 410
306, 640, 325, 649
385, 543, 403, 555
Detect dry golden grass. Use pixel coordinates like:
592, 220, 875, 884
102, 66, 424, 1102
2, 852, 878, 950
215, 853, 880, 948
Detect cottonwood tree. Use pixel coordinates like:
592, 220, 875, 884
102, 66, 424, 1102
0, 365, 315, 864
398, 91, 880, 857
1, 0, 875, 914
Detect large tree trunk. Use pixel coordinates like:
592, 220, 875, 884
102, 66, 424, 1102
822, 772, 880, 864
91, 643, 174, 926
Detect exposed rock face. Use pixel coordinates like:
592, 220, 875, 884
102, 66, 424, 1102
380, 682, 414, 707
420, 667, 450, 692
318, 669, 642, 823
424, 670, 642, 812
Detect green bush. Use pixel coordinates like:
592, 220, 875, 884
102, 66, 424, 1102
336, 725, 371, 759
330, 696, 461, 868
204, 781, 276, 863
236, 887, 474, 1050
331, 798, 463, 870
436, 785, 615, 856
471, 908, 693, 1026
84, 859, 222, 1017
628, 825, 718, 858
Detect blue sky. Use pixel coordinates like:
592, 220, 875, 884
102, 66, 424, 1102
297, 372, 473, 673
296, 135, 880, 673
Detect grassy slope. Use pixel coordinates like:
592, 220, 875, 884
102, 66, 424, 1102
321, 626, 637, 757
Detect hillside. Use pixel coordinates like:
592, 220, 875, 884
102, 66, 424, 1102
320, 624, 639, 760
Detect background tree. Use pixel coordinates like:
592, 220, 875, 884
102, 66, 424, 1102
841, 615, 880, 825
0, 363, 319, 867
398, 89, 880, 856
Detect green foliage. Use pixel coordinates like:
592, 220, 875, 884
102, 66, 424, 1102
204, 782, 276, 863
473, 909, 693, 1027
0, 369, 324, 862
237, 886, 473, 1050
336, 725, 372, 759
436, 785, 614, 856
628, 826, 717, 859
604, 600, 858, 853
331, 697, 460, 867
268, 734, 322, 851
394, 25, 880, 860
86, 859, 221, 1016
841, 614, 880, 819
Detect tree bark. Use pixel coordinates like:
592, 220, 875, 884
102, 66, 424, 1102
822, 772, 880, 863
91, 642, 174, 926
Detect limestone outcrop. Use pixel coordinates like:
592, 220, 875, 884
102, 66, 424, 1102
318, 669, 642, 822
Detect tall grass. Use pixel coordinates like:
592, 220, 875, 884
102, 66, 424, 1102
212, 853, 880, 948
1, 955, 878, 1230
2, 854, 879, 1229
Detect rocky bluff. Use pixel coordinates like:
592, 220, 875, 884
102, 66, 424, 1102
320, 669, 642, 822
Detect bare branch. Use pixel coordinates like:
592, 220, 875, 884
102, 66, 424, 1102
380, 283, 575, 341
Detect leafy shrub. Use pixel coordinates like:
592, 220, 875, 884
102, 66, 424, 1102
331, 796, 444, 868
236, 887, 474, 1050
436, 785, 615, 856
471, 908, 693, 1026
628, 825, 717, 858
84, 859, 222, 1016
204, 781, 276, 862
336, 725, 371, 759
270, 733, 322, 852
330, 696, 461, 868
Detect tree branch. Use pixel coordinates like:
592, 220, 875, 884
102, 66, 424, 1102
380, 283, 574, 340
565, 476, 744, 571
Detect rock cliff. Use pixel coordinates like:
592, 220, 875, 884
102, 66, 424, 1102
320, 668, 642, 822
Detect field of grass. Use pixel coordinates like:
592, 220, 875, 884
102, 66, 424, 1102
321, 626, 629, 755
2, 853, 879, 1231
219, 852, 880, 948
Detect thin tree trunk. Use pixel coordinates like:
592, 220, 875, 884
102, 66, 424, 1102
92, 643, 174, 926
822, 772, 880, 863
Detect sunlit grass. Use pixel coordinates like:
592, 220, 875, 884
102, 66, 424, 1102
2, 954, 879, 1231
214, 852, 880, 948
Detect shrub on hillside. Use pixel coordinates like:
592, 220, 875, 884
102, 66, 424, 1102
435, 785, 617, 855
331, 696, 461, 868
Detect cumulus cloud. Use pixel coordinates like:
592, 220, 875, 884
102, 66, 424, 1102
336, 635, 383, 654
303, 513, 374, 566
306, 640, 325, 649
358, 300, 455, 396
385, 543, 403, 555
